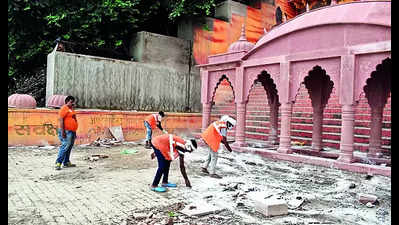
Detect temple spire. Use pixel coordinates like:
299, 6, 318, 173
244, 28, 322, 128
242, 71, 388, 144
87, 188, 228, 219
239, 24, 247, 41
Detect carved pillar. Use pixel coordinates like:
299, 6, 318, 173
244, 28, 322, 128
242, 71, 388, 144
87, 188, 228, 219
234, 102, 247, 147
368, 106, 384, 159
338, 54, 355, 163
338, 104, 355, 163
312, 106, 324, 151
277, 102, 293, 154
200, 68, 210, 131
202, 103, 212, 131
269, 102, 279, 145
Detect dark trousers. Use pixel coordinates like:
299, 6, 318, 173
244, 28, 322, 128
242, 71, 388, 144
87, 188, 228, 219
152, 147, 171, 186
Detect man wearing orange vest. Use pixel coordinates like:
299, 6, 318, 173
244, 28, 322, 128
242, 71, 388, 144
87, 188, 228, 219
201, 115, 236, 179
144, 111, 167, 149
150, 134, 197, 192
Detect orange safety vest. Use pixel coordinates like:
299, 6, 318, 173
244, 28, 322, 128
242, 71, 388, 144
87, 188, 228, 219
152, 134, 185, 161
145, 114, 159, 129
201, 121, 227, 152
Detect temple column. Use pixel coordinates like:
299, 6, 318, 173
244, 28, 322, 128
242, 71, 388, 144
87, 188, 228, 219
311, 106, 324, 151
338, 104, 355, 163
269, 102, 279, 145
277, 102, 293, 154
202, 102, 212, 131
368, 106, 384, 159
234, 102, 247, 147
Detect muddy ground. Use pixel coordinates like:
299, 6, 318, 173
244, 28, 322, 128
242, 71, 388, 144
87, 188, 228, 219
8, 141, 391, 225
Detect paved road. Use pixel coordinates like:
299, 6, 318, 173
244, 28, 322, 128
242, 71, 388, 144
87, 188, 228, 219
8, 143, 392, 225
8, 144, 184, 225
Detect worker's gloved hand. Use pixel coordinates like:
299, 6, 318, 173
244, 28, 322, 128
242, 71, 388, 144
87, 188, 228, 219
163, 130, 168, 134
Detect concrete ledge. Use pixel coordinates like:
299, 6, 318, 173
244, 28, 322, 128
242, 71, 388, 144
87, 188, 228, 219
232, 146, 391, 177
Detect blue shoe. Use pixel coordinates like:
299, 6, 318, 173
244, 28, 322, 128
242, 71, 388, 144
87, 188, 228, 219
151, 187, 167, 192
162, 183, 177, 188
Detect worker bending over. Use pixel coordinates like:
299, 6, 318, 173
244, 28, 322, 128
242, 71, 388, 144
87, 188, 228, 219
150, 134, 197, 192
144, 111, 167, 149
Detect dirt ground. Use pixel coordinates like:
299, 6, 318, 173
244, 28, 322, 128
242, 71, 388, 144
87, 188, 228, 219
8, 141, 391, 225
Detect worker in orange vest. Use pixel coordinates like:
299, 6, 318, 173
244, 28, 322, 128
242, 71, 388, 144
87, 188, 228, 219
150, 134, 197, 192
200, 115, 236, 179
144, 111, 167, 149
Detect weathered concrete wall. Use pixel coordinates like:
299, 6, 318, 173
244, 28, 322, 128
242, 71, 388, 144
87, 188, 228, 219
8, 108, 202, 146
129, 31, 191, 73
214, 0, 248, 22
46, 47, 56, 104
46, 51, 201, 112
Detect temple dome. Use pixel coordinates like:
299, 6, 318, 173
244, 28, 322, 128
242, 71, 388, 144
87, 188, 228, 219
46, 95, 67, 108
227, 25, 255, 53
8, 94, 37, 108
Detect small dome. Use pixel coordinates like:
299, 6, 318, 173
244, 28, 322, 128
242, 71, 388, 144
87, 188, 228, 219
47, 95, 67, 108
227, 25, 255, 53
8, 94, 37, 109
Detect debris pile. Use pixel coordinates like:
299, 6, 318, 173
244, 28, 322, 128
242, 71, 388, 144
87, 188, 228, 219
125, 202, 241, 225
90, 137, 122, 148
85, 154, 109, 162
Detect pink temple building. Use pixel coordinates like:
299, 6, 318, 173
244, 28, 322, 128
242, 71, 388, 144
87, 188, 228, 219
197, 1, 391, 176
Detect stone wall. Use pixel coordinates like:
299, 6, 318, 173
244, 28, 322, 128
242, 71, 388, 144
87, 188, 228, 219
8, 108, 202, 146
46, 51, 201, 112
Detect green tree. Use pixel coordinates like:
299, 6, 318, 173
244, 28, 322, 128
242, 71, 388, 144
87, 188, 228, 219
8, 0, 217, 104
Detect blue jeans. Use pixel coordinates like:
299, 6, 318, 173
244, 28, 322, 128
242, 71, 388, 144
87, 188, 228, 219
56, 129, 76, 165
144, 121, 152, 141
152, 147, 171, 186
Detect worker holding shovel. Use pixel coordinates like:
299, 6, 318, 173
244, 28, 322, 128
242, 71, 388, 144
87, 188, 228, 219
200, 115, 236, 179
150, 134, 197, 192
144, 111, 167, 149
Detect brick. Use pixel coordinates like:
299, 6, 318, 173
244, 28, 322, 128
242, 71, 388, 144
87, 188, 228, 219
253, 198, 288, 217
132, 213, 147, 220
180, 202, 224, 217
358, 193, 378, 204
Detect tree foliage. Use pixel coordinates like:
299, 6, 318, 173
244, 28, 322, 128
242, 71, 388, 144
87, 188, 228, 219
8, 0, 216, 85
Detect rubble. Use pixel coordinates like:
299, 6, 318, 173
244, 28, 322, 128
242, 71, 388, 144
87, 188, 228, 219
180, 201, 225, 217
358, 193, 378, 204
109, 126, 125, 142
10, 142, 390, 225
287, 196, 305, 209
85, 154, 109, 162
132, 212, 147, 220
90, 137, 121, 147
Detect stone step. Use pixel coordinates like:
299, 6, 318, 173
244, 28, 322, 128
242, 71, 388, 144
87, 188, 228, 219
289, 129, 391, 145
244, 114, 391, 126
288, 138, 385, 152
245, 126, 280, 134
193, 131, 390, 153
289, 112, 391, 120
211, 103, 391, 113
245, 120, 390, 136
